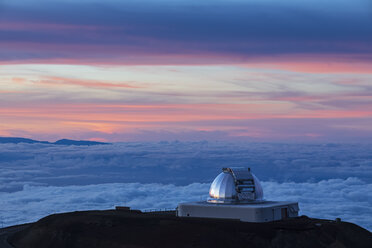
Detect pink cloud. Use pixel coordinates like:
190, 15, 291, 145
36, 76, 143, 89
1, 45, 371, 75
238, 55, 372, 74
1, 103, 371, 139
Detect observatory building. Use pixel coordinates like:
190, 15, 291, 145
177, 167, 299, 222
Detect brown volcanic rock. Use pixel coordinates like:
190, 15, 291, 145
9, 210, 372, 248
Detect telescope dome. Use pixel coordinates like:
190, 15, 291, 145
209, 172, 236, 199
208, 167, 263, 203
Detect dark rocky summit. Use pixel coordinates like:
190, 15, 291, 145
8, 210, 372, 248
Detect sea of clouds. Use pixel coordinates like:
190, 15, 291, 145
1, 141, 371, 230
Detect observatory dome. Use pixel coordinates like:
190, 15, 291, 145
208, 167, 263, 203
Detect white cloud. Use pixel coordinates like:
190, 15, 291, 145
0, 178, 371, 231
0, 182, 209, 228
0, 142, 371, 230
262, 178, 372, 231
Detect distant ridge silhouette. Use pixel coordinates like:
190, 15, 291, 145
53, 139, 109, 146
0, 137, 109, 146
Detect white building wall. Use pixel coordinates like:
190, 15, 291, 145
178, 201, 299, 222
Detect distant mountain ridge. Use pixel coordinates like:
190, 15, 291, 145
0, 137, 109, 146
53, 139, 109, 146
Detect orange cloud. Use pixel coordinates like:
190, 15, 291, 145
12, 77, 27, 83
1, 103, 371, 124
0, 90, 24, 93
1, 103, 371, 141
36, 76, 142, 89
0, 103, 295, 126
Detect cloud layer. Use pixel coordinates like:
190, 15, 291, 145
0, 142, 371, 230
1, 178, 371, 231
1, 142, 372, 191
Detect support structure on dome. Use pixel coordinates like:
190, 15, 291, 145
177, 167, 299, 222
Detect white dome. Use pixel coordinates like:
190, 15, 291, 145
209, 172, 236, 199
208, 167, 263, 203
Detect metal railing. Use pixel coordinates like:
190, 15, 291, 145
142, 208, 176, 213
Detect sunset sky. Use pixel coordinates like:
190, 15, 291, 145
1, 0, 371, 142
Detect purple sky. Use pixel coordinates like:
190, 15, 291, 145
0, 0, 371, 142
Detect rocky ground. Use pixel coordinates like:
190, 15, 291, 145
7, 209, 372, 248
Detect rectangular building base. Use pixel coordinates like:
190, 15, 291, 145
177, 201, 299, 222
